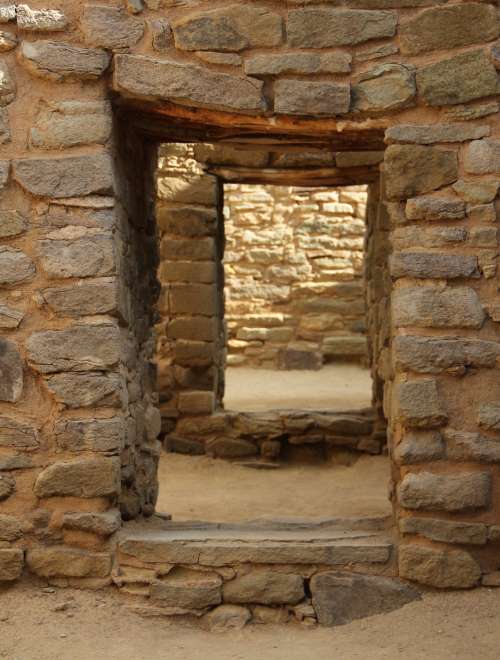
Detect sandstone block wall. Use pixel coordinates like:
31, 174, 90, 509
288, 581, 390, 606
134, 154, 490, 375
0, 0, 498, 596
224, 183, 369, 369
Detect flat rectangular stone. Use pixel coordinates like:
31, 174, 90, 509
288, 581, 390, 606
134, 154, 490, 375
386, 124, 490, 145
398, 471, 491, 512
274, 80, 350, 117
390, 253, 478, 279
400, 517, 487, 545
396, 380, 447, 429
392, 287, 485, 329
245, 52, 351, 76
464, 139, 500, 175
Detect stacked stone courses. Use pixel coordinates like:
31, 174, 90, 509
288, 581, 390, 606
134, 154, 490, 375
0, 0, 498, 618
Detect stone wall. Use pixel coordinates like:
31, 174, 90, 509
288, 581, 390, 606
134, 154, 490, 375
224, 183, 369, 369
0, 0, 498, 597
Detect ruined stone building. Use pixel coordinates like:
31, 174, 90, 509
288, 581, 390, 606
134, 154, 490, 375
0, 0, 500, 628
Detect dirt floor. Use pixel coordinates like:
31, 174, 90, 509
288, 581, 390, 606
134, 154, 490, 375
2, 580, 500, 660
224, 364, 372, 412
157, 453, 391, 522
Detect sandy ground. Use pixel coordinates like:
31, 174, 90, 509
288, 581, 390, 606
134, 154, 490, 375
224, 364, 372, 412
2, 580, 500, 660
157, 453, 391, 522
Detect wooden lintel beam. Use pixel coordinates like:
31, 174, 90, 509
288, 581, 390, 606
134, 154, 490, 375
206, 165, 380, 187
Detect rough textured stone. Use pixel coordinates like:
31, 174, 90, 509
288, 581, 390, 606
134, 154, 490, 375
399, 545, 481, 589
394, 431, 444, 465
206, 437, 258, 459
16, 5, 67, 31
464, 139, 500, 175
386, 124, 490, 145
114, 55, 266, 114
13, 154, 114, 198
394, 336, 500, 374
396, 380, 447, 428
0, 63, 15, 106
400, 517, 487, 545
477, 405, 500, 432
0, 107, 10, 143
26, 547, 111, 578
0, 473, 14, 501
172, 5, 283, 51
398, 471, 491, 512
390, 253, 478, 280
0, 32, 16, 52
223, 571, 304, 605
34, 457, 120, 498
417, 51, 498, 107
195, 52, 242, 67
55, 418, 124, 453
62, 510, 121, 537
151, 568, 222, 609
385, 145, 458, 200
311, 572, 419, 626
46, 372, 124, 409
453, 180, 499, 204
0, 417, 38, 449
0, 454, 33, 471
245, 52, 351, 76
405, 196, 465, 221
0, 549, 23, 581
39, 233, 115, 279
392, 287, 485, 329
0, 514, 23, 542
41, 278, 120, 318
0, 339, 23, 403
81, 5, 144, 50
203, 605, 251, 632
27, 324, 121, 373
0, 210, 28, 238
20, 41, 110, 81
274, 80, 350, 117
352, 64, 415, 113
400, 4, 499, 56
157, 206, 216, 237
0, 247, 35, 285
31, 101, 112, 149
392, 226, 467, 250
0, 305, 23, 329
0, 6, 15, 23
287, 9, 397, 48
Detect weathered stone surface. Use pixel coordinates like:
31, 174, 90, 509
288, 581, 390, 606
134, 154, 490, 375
400, 517, 487, 546
203, 605, 251, 632
311, 572, 419, 626
114, 55, 266, 114
398, 471, 491, 512
335, 152, 383, 168
55, 418, 124, 454
39, 233, 115, 279
157, 206, 216, 237
26, 547, 111, 578
150, 17, 172, 52
392, 226, 467, 250
0, 6, 15, 23
0, 31, 16, 52
287, 9, 397, 47
394, 431, 444, 465
385, 146, 458, 200
0, 473, 15, 501
172, 5, 283, 51
392, 287, 485, 329
81, 5, 144, 50
477, 404, 500, 432
0, 247, 35, 286
27, 324, 121, 373
0, 303, 22, 328
0, 210, 28, 238
0, 549, 23, 581
17, 5, 67, 31
386, 124, 490, 145
274, 80, 350, 117
405, 196, 465, 221
0, 417, 38, 449
151, 568, 222, 609
245, 52, 351, 76
0, 514, 23, 542
41, 278, 120, 318
0, 63, 15, 106
167, 317, 218, 342
31, 101, 112, 149
417, 51, 498, 107
400, 4, 499, 56
20, 41, 110, 81
13, 154, 114, 198
206, 437, 258, 459
396, 380, 447, 428
352, 64, 415, 113
46, 372, 124, 409
443, 101, 499, 122
453, 180, 499, 204
0, 339, 23, 403
223, 571, 304, 605
62, 510, 121, 537
0, 454, 33, 471
34, 457, 120, 498
178, 391, 214, 415
195, 51, 242, 66
157, 174, 217, 206
394, 336, 500, 374
399, 545, 480, 589
390, 253, 478, 280
464, 139, 500, 175
0, 107, 9, 143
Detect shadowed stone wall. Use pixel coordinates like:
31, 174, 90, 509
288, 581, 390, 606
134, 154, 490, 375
0, 0, 498, 598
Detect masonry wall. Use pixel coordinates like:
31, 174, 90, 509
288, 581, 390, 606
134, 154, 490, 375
224, 183, 368, 369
